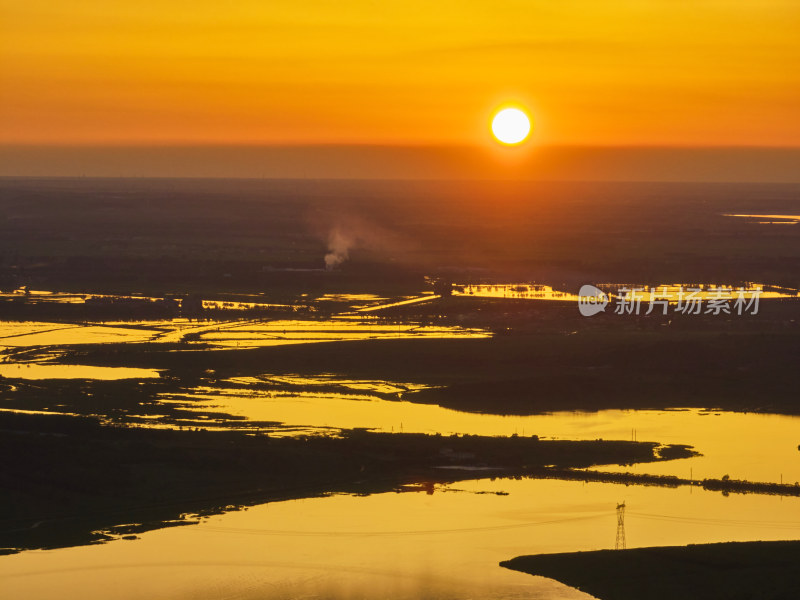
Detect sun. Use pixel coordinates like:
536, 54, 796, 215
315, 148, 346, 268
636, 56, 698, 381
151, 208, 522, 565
491, 107, 531, 145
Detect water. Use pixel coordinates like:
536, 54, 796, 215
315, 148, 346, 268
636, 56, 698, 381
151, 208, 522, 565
7, 366, 798, 598
2, 304, 798, 597
159, 377, 800, 483
3, 475, 799, 600
452, 282, 797, 302
194, 320, 488, 348
453, 284, 580, 301
0, 322, 160, 348
0, 318, 488, 350
725, 213, 800, 224
0, 363, 161, 380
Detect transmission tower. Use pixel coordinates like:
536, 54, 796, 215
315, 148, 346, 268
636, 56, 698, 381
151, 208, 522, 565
615, 502, 626, 550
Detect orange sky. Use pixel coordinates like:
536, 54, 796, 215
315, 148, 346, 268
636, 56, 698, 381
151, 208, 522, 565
2, 1, 799, 148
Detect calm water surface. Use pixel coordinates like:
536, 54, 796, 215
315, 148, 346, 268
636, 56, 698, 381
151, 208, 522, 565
0, 363, 161, 380
3, 477, 799, 600
163, 379, 800, 483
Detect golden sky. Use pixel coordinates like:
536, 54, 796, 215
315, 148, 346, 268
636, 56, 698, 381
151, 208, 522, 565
1, 1, 799, 147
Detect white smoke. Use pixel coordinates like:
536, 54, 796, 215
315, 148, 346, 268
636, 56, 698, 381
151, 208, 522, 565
318, 215, 411, 270
324, 228, 354, 270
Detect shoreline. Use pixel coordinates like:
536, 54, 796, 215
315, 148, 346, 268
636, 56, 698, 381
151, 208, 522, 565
501, 540, 800, 600
0, 411, 690, 555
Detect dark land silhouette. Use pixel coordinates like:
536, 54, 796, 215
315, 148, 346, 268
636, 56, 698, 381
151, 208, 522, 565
502, 540, 800, 600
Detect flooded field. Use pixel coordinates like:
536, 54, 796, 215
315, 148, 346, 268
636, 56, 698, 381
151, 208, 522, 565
2, 282, 798, 599
3, 474, 799, 600
2, 353, 796, 484
725, 213, 800, 224
454, 282, 798, 302
0, 363, 161, 380
0, 322, 162, 348
0, 316, 488, 352
453, 284, 581, 301
149, 380, 800, 483
2, 178, 799, 599
194, 320, 488, 348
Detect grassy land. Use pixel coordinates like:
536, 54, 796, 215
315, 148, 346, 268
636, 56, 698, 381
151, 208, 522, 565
501, 540, 800, 600
2, 178, 799, 292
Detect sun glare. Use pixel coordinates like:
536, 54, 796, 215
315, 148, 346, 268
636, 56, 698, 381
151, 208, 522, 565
491, 108, 531, 145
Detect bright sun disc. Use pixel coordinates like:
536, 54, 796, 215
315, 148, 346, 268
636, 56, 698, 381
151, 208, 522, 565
491, 108, 531, 145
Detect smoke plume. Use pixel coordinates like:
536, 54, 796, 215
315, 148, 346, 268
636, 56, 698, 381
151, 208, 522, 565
314, 212, 413, 271
324, 228, 353, 270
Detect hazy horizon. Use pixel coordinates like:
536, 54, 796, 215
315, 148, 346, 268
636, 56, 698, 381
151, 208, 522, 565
3, 144, 800, 182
